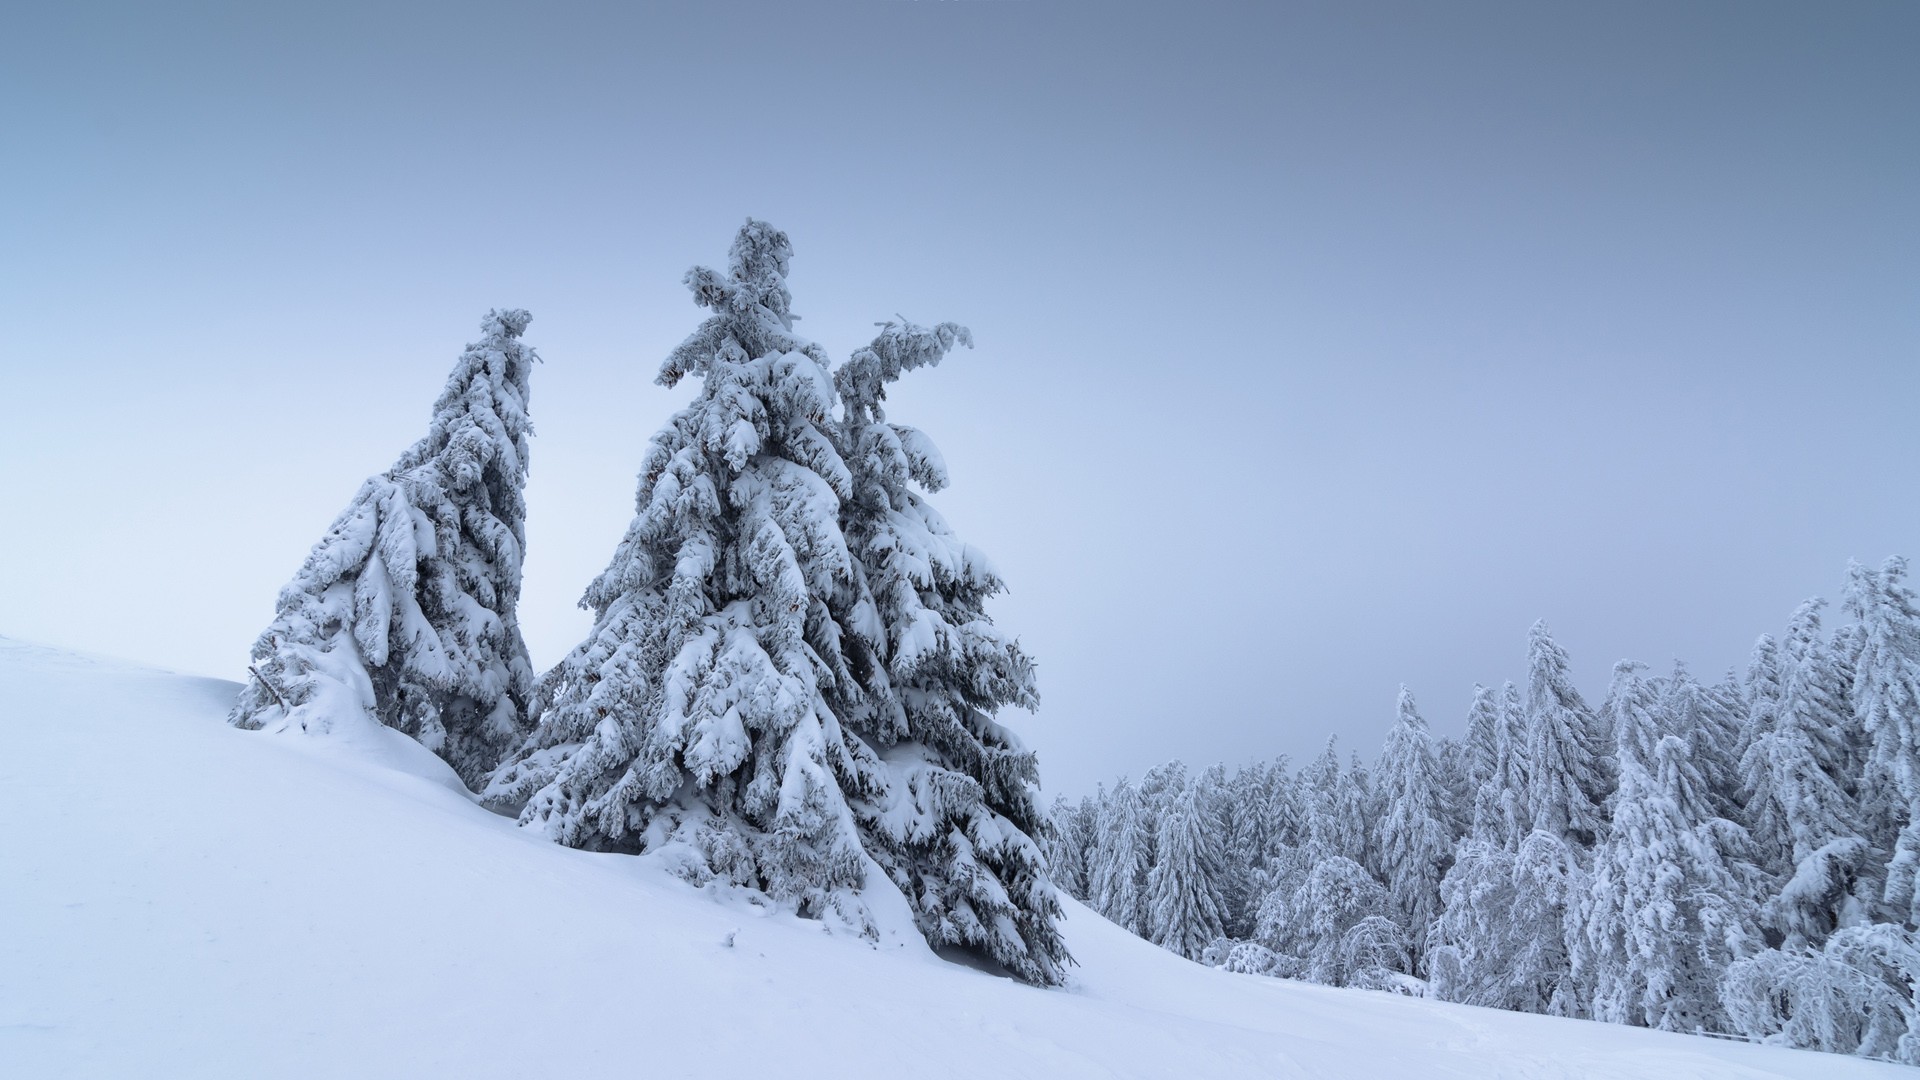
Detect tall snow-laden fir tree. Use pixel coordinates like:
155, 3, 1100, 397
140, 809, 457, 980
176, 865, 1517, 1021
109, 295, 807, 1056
1374, 686, 1451, 966
1257, 854, 1408, 989
1046, 795, 1094, 903
1433, 678, 1584, 1015
1661, 661, 1746, 824
1582, 661, 1754, 1033
1849, 557, 1920, 926
1135, 759, 1191, 872
1722, 923, 1920, 1064
483, 222, 1064, 982
233, 309, 537, 788
1512, 828, 1591, 1017
1220, 758, 1289, 937
1463, 684, 1504, 843
1743, 633, 1786, 739
1742, 600, 1869, 947
484, 222, 873, 918
1430, 839, 1524, 1009
1298, 737, 1342, 853
1433, 734, 1475, 842
1524, 621, 1610, 849
1348, 750, 1384, 873
1497, 679, 1533, 847
1298, 738, 1373, 869
1090, 778, 1150, 936
1146, 779, 1229, 960
829, 316, 1066, 983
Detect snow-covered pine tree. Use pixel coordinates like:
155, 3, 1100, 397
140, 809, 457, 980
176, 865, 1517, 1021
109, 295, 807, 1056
1220, 757, 1297, 937
1828, 620, 1867, 783
1298, 736, 1346, 864
829, 316, 1065, 984
1745, 633, 1786, 731
1090, 778, 1151, 936
1582, 661, 1754, 1033
1258, 854, 1408, 989
1722, 923, 1920, 1064
233, 309, 537, 788
1497, 679, 1532, 848
1512, 828, 1591, 1017
1463, 683, 1504, 843
1741, 600, 1870, 948
1135, 759, 1190, 873
1848, 557, 1920, 926
1220, 762, 1267, 936
1046, 795, 1093, 903
1146, 779, 1229, 960
483, 222, 885, 930
1429, 839, 1520, 1008
1374, 686, 1452, 967
1740, 636, 1788, 846
1433, 685, 1584, 1014
1524, 621, 1610, 849
1433, 734, 1474, 843
1661, 661, 1746, 824
1344, 750, 1382, 875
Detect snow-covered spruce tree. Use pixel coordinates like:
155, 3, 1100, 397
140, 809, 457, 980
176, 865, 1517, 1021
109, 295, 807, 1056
1722, 923, 1920, 1064
1222, 757, 1294, 937
1524, 621, 1610, 849
233, 309, 537, 788
1497, 679, 1533, 847
829, 316, 1065, 983
1134, 759, 1190, 875
1374, 686, 1451, 968
1512, 828, 1592, 1017
1741, 600, 1870, 948
1428, 838, 1523, 1008
1090, 778, 1151, 936
1433, 734, 1475, 843
1433, 824, 1588, 1014
1463, 684, 1505, 843
1661, 661, 1746, 824
1258, 854, 1409, 990
482, 223, 879, 925
1432, 679, 1587, 1015
485, 223, 1065, 983
1581, 661, 1755, 1034
1848, 557, 1920, 926
1046, 795, 1095, 903
1739, 637, 1787, 838
1146, 778, 1229, 960
1707, 668, 1756, 777
1298, 737, 1344, 859
1348, 750, 1384, 877
1830, 620, 1868, 782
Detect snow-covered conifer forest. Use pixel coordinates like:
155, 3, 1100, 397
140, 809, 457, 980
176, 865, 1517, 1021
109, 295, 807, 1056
184, 220, 1920, 1068
2, 216, 1912, 1079
1055, 565, 1920, 1064
9, 5, 1915, 1076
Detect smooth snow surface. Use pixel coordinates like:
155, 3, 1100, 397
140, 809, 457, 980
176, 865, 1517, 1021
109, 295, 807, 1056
1, 638, 1902, 1079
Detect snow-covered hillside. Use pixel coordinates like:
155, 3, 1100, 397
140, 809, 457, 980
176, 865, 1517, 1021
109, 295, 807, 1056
0, 638, 1901, 1079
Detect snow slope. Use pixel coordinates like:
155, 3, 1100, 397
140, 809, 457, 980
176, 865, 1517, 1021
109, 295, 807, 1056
0, 638, 1902, 1079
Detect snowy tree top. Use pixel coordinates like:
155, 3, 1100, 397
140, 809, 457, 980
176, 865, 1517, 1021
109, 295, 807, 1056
660, 218, 823, 388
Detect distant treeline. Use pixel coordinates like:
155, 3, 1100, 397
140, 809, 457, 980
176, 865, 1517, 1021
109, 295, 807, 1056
1049, 560, 1920, 1065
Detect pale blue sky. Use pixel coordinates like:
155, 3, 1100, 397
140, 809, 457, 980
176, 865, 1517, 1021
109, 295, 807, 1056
3, 1, 1915, 794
